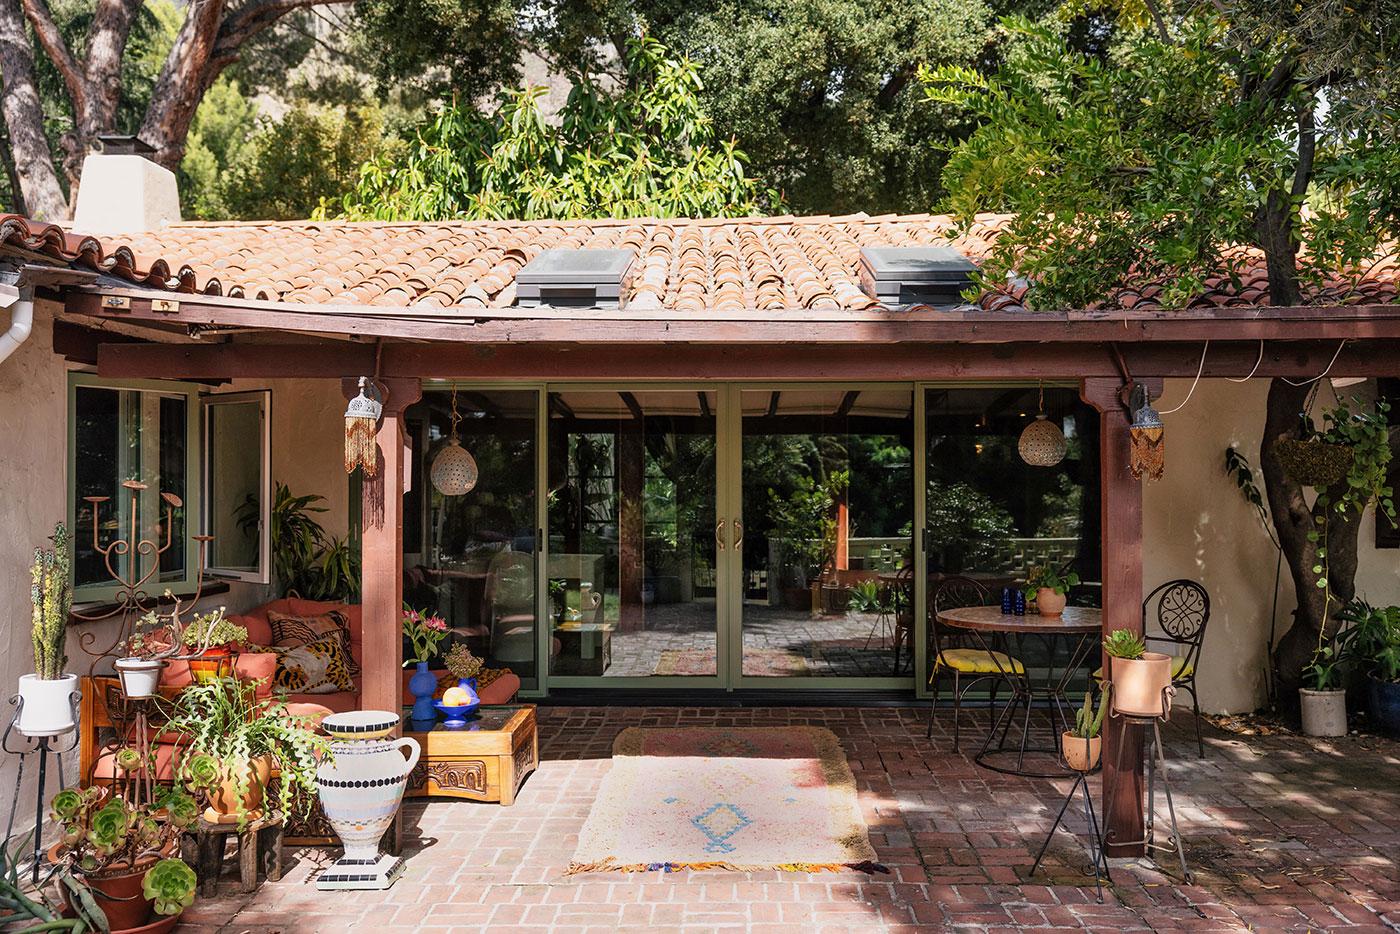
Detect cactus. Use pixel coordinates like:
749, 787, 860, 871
1071, 691, 1109, 739
30, 522, 73, 679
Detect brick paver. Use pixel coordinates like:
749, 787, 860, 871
177, 706, 1400, 933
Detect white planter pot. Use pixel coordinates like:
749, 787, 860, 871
1299, 688, 1348, 737
114, 658, 166, 699
16, 673, 79, 737
317, 730, 420, 862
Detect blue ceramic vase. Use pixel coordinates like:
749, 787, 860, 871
408, 661, 437, 721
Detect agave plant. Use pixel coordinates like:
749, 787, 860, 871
1102, 629, 1147, 660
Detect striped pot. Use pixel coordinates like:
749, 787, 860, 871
317, 734, 421, 861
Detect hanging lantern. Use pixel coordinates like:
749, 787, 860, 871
344, 377, 383, 478
431, 389, 479, 496
1128, 384, 1165, 481
1018, 383, 1067, 467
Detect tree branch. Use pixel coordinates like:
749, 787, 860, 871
0, 0, 66, 218
1142, 0, 1172, 44
1292, 98, 1316, 200
19, 0, 85, 118
82, 0, 142, 130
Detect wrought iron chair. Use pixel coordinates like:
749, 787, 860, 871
1092, 579, 1211, 757
925, 577, 1022, 751
890, 564, 917, 675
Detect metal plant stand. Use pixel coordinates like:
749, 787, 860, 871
1030, 766, 1111, 902
3, 692, 82, 883
1103, 697, 1193, 884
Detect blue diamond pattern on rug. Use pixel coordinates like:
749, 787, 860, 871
691, 803, 752, 854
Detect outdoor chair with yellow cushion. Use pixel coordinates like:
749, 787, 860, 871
1092, 579, 1210, 758
925, 577, 1023, 751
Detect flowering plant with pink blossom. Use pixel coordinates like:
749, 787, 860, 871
402, 604, 450, 666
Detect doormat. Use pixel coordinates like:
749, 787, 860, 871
651, 648, 811, 677
567, 726, 885, 875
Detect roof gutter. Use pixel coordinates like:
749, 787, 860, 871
0, 281, 34, 367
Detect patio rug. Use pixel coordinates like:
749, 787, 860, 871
652, 648, 811, 677
567, 726, 885, 874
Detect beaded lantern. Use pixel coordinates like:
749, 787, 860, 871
430, 388, 479, 496
1018, 384, 1067, 467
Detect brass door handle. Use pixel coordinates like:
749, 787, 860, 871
716, 519, 727, 550
732, 519, 744, 548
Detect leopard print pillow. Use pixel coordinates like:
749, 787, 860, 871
268, 611, 359, 676
273, 636, 355, 694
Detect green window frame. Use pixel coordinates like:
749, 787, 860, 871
67, 373, 203, 603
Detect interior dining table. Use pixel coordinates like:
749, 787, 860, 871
936, 605, 1102, 778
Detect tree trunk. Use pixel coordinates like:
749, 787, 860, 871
1261, 377, 1366, 717
0, 0, 66, 219
139, 0, 228, 170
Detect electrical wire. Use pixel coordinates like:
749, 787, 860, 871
1225, 340, 1266, 383
1282, 339, 1347, 386
1158, 340, 1209, 415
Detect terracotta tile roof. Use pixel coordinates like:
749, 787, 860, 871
3, 212, 1397, 312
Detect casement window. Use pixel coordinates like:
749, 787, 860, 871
68, 376, 271, 600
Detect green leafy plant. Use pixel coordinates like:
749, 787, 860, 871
241, 483, 360, 602
1024, 563, 1080, 598
2, 834, 106, 933
164, 677, 329, 828
846, 579, 886, 613
1103, 629, 1147, 661
48, 786, 194, 880
767, 471, 849, 584
181, 752, 222, 793
1302, 644, 1348, 691
30, 521, 72, 680
142, 858, 197, 916
925, 481, 1013, 574
1339, 600, 1400, 684
1070, 691, 1108, 740
179, 609, 248, 652
332, 37, 778, 221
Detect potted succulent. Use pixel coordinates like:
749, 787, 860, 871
179, 608, 248, 682
114, 610, 176, 699
18, 522, 79, 738
46, 786, 198, 931
1024, 563, 1080, 618
1298, 643, 1349, 737
403, 605, 450, 721
1102, 629, 1174, 717
165, 676, 328, 827
1062, 691, 1108, 771
1339, 600, 1400, 736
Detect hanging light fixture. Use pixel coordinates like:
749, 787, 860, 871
344, 377, 383, 477
1127, 384, 1165, 481
431, 388, 479, 496
1018, 382, 1067, 467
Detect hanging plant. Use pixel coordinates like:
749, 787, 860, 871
1275, 437, 1354, 487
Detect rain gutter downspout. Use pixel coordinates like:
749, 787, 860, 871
0, 280, 35, 366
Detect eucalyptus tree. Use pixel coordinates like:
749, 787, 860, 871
924, 3, 1400, 705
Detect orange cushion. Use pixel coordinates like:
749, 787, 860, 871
286, 690, 361, 713
160, 651, 278, 698
226, 597, 298, 647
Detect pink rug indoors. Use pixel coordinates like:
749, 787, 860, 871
567, 726, 883, 874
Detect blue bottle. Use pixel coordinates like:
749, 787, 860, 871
1001, 587, 1014, 614
1013, 589, 1026, 616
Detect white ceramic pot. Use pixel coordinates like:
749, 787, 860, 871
1109, 653, 1174, 717
16, 673, 79, 737
1299, 688, 1348, 737
114, 658, 165, 699
317, 726, 420, 861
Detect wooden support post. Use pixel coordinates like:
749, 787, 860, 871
343, 376, 421, 854
1081, 377, 1151, 858
617, 419, 646, 632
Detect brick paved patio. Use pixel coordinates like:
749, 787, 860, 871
179, 706, 1400, 933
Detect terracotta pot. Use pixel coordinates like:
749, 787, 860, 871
1035, 588, 1066, 617
208, 755, 273, 823
48, 843, 172, 932
1299, 688, 1348, 737
1061, 732, 1101, 771
1109, 652, 1174, 717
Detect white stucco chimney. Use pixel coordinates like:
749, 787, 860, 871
71, 135, 181, 236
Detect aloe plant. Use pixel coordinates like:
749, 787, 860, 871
30, 521, 72, 679
1103, 629, 1147, 660
1070, 692, 1109, 739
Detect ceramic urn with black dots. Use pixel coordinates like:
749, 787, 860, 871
315, 710, 421, 890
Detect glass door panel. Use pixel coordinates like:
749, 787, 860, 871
547, 390, 719, 679
409, 389, 541, 690
737, 388, 914, 679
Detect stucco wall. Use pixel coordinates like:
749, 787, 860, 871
1143, 378, 1400, 714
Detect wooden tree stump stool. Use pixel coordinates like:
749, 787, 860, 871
182, 811, 284, 896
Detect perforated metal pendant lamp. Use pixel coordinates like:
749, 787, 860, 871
431, 389, 479, 496
1018, 384, 1067, 467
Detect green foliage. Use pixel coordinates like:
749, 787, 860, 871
180, 610, 248, 650
87, 802, 130, 857
1024, 563, 1080, 597
923, 13, 1400, 310
1103, 628, 1146, 660
165, 677, 329, 827
1302, 643, 1347, 691
846, 579, 888, 613
2, 834, 103, 933
142, 858, 196, 916
925, 480, 1013, 574
180, 752, 222, 794
244, 483, 360, 602
1070, 691, 1108, 739
767, 469, 849, 582
1339, 600, 1400, 684
333, 37, 779, 221
30, 522, 72, 680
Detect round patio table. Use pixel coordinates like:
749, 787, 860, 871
936, 605, 1101, 778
